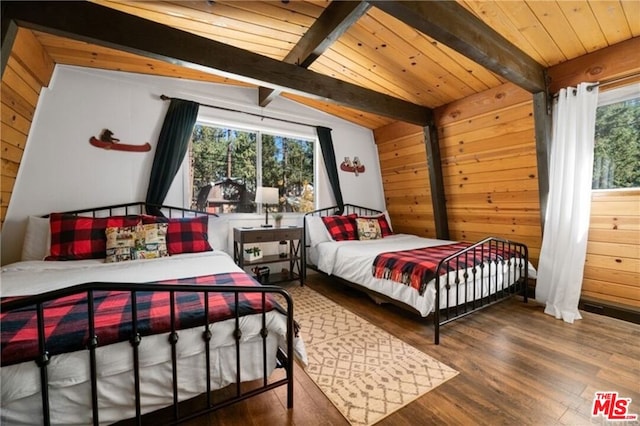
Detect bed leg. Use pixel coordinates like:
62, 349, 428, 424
433, 292, 440, 344
288, 377, 294, 408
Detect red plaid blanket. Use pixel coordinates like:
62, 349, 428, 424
1, 272, 274, 366
372, 243, 476, 295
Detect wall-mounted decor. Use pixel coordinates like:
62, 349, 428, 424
89, 129, 151, 152
340, 156, 365, 176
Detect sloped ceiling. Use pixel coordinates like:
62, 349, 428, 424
2, 0, 639, 129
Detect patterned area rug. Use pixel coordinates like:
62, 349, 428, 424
286, 285, 459, 426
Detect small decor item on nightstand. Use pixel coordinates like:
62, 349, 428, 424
272, 213, 283, 228
252, 266, 270, 284
278, 240, 288, 258
243, 246, 262, 262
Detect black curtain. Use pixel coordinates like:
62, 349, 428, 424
145, 98, 200, 216
316, 126, 344, 214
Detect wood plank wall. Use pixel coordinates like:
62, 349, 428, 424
1, 28, 55, 229
373, 121, 436, 237
435, 83, 542, 266
374, 85, 542, 265
583, 190, 639, 308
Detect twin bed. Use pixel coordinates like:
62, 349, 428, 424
304, 204, 534, 344
1, 203, 304, 425
1, 201, 533, 425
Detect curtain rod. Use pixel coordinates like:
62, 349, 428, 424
551, 71, 639, 100
160, 94, 329, 130
587, 72, 640, 91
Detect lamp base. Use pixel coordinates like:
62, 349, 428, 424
261, 224, 273, 228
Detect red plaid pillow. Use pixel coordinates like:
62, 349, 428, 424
143, 215, 212, 255
321, 214, 358, 241
360, 214, 393, 237
47, 214, 140, 260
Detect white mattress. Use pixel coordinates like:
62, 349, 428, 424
308, 234, 536, 317
1, 251, 306, 425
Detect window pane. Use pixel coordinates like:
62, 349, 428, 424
191, 125, 257, 213
261, 134, 315, 213
592, 96, 640, 189
190, 125, 315, 214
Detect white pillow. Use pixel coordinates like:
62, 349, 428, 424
21, 216, 51, 261
305, 216, 332, 247
207, 216, 229, 253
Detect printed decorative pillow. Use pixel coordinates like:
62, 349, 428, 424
47, 213, 140, 261
105, 223, 168, 263
355, 218, 382, 240
321, 214, 358, 241
362, 213, 393, 237
144, 215, 212, 255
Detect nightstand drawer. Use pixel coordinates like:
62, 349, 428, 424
276, 229, 302, 240
242, 231, 275, 243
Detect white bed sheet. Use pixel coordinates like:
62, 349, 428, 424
1, 251, 306, 425
308, 234, 536, 317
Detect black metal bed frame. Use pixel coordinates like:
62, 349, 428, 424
2, 202, 295, 425
52, 201, 210, 220
303, 204, 529, 344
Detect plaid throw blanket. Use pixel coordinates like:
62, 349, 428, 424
1, 272, 274, 366
372, 243, 475, 296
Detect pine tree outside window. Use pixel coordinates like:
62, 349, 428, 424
190, 124, 315, 213
592, 84, 640, 190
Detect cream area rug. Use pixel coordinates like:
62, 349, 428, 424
286, 285, 459, 426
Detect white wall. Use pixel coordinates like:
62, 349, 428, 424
1, 65, 385, 265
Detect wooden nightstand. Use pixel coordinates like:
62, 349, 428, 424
233, 226, 304, 285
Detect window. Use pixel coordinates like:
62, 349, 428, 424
592, 84, 640, 189
190, 124, 315, 213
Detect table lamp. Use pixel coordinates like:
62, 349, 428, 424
255, 187, 279, 227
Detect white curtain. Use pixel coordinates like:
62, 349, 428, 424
536, 82, 599, 323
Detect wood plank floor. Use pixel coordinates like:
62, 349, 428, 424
134, 272, 640, 425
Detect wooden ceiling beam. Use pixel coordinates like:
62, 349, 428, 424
289, 1, 371, 68
2, 1, 432, 125
259, 0, 372, 107
369, 1, 546, 94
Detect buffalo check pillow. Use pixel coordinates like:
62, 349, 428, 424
321, 214, 358, 241
143, 215, 212, 255
47, 214, 141, 260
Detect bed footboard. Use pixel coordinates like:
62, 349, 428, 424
433, 237, 529, 344
1, 283, 295, 425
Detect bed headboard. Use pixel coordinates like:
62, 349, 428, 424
46, 202, 218, 219
303, 204, 382, 218
302, 204, 383, 257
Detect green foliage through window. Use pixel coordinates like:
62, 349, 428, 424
592, 96, 640, 189
190, 124, 315, 213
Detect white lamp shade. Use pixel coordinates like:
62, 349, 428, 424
255, 187, 279, 204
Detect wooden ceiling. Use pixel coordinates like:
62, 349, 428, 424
5, 1, 640, 129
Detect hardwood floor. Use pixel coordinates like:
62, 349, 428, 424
145, 272, 640, 425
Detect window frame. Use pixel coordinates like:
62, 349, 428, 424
188, 119, 318, 215
591, 82, 640, 192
